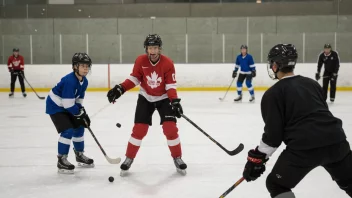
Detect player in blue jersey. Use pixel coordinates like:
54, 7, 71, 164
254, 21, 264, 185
46, 52, 93, 174
232, 45, 256, 102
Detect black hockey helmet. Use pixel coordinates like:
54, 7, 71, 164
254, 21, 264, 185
240, 45, 248, 50
13, 48, 19, 52
144, 34, 162, 49
72, 52, 92, 70
324, 44, 332, 49
267, 44, 298, 79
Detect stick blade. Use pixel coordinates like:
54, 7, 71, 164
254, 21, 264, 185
229, 143, 244, 156
105, 156, 121, 164
39, 97, 45, 100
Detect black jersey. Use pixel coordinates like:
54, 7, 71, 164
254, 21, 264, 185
317, 51, 340, 73
260, 75, 346, 151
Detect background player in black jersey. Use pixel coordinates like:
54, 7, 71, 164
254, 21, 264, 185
242, 44, 352, 198
315, 44, 340, 103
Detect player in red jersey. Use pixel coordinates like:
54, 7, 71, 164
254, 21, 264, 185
107, 34, 187, 176
8, 48, 26, 97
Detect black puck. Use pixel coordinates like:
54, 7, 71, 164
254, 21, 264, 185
109, 176, 114, 182
116, 123, 121, 128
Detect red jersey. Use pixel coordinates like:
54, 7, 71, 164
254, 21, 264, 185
121, 54, 178, 102
8, 55, 25, 71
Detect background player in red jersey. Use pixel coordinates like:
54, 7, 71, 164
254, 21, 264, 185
107, 34, 187, 176
7, 48, 26, 97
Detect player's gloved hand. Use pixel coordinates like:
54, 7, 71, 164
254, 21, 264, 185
251, 70, 256, 78
315, 72, 320, 81
107, 84, 125, 103
232, 71, 237, 78
243, 147, 268, 182
331, 73, 338, 81
74, 107, 90, 128
171, 98, 183, 118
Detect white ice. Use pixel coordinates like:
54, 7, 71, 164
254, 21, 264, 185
1, 91, 352, 198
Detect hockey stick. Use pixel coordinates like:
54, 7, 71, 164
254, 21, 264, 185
219, 78, 235, 101
84, 119, 121, 164
180, 113, 244, 156
20, 73, 45, 100
219, 177, 245, 198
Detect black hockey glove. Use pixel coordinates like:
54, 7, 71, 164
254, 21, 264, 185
74, 107, 91, 128
171, 98, 183, 118
251, 70, 256, 78
243, 147, 268, 182
315, 72, 320, 81
232, 71, 237, 78
107, 84, 125, 103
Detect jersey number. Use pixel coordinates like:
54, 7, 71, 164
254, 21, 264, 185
172, 73, 176, 81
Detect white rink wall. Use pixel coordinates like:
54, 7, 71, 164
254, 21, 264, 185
1, 63, 352, 89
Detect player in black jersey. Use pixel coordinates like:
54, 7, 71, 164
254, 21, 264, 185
242, 44, 352, 198
315, 44, 340, 102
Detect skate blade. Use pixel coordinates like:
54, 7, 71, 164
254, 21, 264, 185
120, 170, 129, 177
58, 169, 74, 174
176, 168, 187, 175
77, 162, 95, 168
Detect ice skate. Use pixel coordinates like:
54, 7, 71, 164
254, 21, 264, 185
174, 157, 187, 175
57, 155, 75, 174
74, 149, 94, 167
120, 157, 134, 177
330, 98, 335, 103
249, 95, 255, 102
22, 92, 27, 98
234, 95, 242, 102
9, 92, 14, 97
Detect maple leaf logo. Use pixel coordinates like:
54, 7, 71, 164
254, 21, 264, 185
13, 60, 20, 66
146, 71, 162, 89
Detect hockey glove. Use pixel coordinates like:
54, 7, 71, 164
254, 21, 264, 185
171, 98, 183, 118
251, 70, 256, 78
107, 84, 125, 103
315, 73, 320, 81
331, 73, 338, 81
243, 147, 268, 182
232, 71, 237, 78
74, 107, 91, 128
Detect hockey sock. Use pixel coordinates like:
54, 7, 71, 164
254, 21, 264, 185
246, 80, 254, 96
236, 81, 243, 95
126, 123, 149, 159
58, 128, 74, 155
163, 121, 182, 158
72, 126, 84, 152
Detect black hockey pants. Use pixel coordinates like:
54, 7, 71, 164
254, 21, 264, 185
10, 71, 26, 93
322, 71, 337, 101
266, 140, 352, 197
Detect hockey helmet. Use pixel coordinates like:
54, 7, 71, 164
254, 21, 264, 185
144, 34, 162, 48
267, 44, 298, 79
72, 52, 92, 70
13, 48, 19, 52
324, 44, 332, 49
240, 45, 248, 50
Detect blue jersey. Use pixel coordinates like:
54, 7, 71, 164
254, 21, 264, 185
234, 54, 255, 74
46, 72, 88, 115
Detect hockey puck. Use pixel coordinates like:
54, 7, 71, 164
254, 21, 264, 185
109, 176, 114, 182
116, 123, 121, 128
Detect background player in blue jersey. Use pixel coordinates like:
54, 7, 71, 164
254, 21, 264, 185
232, 45, 256, 102
46, 52, 93, 174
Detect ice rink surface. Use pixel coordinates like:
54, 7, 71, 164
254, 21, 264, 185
1, 91, 352, 198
